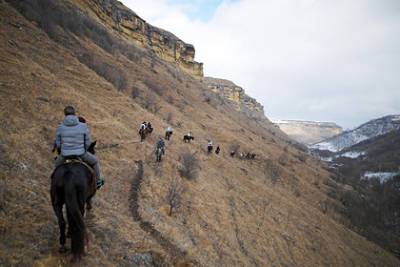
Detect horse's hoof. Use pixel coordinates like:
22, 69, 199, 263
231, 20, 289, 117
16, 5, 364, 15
59, 246, 68, 253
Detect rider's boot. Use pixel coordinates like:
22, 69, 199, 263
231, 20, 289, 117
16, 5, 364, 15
96, 177, 105, 189
93, 163, 105, 189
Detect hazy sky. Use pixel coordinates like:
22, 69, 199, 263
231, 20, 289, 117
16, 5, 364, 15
120, 0, 400, 129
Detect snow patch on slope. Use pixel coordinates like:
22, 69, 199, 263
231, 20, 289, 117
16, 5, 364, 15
361, 172, 399, 183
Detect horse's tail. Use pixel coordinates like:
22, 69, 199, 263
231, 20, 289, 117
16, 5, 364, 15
64, 169, 85, 259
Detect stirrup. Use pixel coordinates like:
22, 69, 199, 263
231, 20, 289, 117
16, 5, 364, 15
96, 178, 105, 189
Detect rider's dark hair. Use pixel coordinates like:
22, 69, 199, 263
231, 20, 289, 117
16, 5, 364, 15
64, 106, 76, 116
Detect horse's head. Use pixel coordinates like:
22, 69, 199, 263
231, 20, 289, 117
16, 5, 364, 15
88, 141, 97, 154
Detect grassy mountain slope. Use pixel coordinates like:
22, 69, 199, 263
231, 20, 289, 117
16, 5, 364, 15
1, 0, 399, 266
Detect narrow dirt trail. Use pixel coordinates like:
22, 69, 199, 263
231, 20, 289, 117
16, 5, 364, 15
130, 160, 199, 266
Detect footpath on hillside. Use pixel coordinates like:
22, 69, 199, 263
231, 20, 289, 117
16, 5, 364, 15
130, 160, 199, 266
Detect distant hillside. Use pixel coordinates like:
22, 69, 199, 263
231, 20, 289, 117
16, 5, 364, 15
312, 115, 400, 152
322, 131, 400, 257
273, 120, 342, 145
333, 130, 400, 179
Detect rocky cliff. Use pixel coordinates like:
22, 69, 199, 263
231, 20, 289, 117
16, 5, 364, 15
203, 77, 265, 120
76, 0, 203, 78
273, 120, 343, 145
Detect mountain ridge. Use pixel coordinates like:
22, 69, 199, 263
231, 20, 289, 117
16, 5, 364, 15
312, 115, 400, 152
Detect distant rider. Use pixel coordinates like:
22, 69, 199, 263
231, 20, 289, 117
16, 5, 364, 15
156, 137, 165, 154
54, 106, 104, 189
139, 121, 147, 132
207, 140, 213, 153
165, 126, 173, 140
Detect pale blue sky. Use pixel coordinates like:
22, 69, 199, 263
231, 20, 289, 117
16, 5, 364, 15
168, 0, 224, 21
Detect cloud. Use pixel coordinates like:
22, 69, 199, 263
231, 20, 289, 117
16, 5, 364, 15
121, 0, 400, 128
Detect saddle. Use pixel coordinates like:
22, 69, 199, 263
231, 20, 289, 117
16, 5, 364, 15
61, 156, 95, 177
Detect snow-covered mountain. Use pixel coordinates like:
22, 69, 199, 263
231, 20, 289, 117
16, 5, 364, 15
311, 115, 400, 152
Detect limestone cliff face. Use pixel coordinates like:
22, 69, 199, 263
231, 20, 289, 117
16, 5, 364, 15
77, 0, 203, 78
203, 77, 265, 120
273, 120, 343, 145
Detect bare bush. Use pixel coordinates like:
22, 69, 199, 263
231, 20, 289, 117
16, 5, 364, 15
131, 87, 140, 99
178, 152, 199, 180
78, 53, 127, 91
165, 178, 186, 216
0, 181, 6, 212
165, 112, 173, 123
143, 78, 164, 96
278, 154, 289, 166
10, 0, 115, 53
203, 91, 225, 107
264, 159, 281, 185
297, 153, 307, 163
166, 95, 174, 104
142, 93, 161, 114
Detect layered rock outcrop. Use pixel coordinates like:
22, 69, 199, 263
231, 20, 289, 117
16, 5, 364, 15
79, 0, 203, 78
203, 77, 265, 120
273, 120, 343, 145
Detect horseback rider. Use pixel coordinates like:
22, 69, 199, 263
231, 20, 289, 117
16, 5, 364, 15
54, 106, 104, 189
139, 121, 147, 132
156, 136, 165, 155
207, 140, 213, 153
165, 126, 173, 140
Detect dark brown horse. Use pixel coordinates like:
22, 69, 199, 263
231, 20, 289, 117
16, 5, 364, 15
183, 134, 194, 143
50, 142, 97, 261
165, 130, 173, 140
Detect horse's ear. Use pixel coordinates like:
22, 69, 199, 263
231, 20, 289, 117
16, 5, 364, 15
88, 141, 97, 154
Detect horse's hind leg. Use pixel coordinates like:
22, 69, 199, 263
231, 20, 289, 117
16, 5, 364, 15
51, 187, 67, 253
54, 202, 67, 253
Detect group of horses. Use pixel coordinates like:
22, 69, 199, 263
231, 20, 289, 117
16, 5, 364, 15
230, 151, 257, 160
51, 124, 258, 262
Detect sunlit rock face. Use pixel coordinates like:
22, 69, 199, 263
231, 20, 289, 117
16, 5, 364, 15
273, 120, 343, 145
203, 77, 265, 120
80, 0, 203, 78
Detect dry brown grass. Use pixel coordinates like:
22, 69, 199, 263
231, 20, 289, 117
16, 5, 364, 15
0, 1, 399, 266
